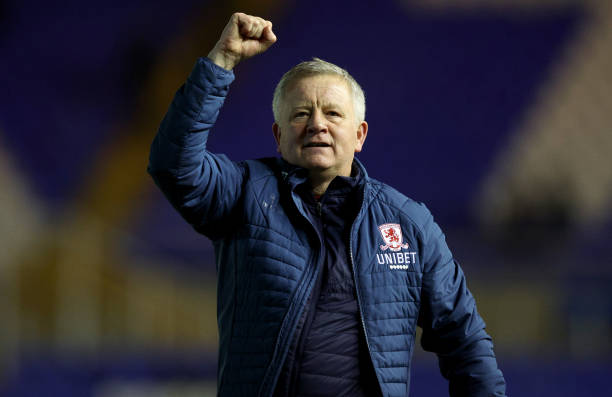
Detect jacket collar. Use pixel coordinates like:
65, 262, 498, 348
278, 157, 369, 192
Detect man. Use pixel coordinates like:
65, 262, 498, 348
148, 12, 506, 397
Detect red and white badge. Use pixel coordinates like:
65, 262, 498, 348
378, 223, 409, 252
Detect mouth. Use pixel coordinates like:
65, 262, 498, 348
303, 142, 331, 148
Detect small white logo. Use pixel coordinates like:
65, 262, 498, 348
378, 223, 409, 252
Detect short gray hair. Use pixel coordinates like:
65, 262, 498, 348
272, 58, 366, 124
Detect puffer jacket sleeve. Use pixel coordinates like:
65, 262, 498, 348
147, 57, 245, 239
416, 206, 506, 396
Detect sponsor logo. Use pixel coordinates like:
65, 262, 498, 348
377, 223, 417, 271
376, 252, 417, 268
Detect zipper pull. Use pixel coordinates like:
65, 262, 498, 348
317, 201, 322, 217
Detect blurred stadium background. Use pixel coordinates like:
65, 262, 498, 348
1, 0, 611, 395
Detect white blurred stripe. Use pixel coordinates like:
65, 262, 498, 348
0, 136, 44, 268
0, 133, 45, 378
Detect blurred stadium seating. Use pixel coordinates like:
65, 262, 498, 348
1, 0, 611, 395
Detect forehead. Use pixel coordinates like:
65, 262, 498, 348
285, 74, 352, 104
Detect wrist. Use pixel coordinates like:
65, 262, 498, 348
207, 46, 238, 71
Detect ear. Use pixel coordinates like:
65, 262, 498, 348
354, 121, 368, 153
272, 122, 281, 153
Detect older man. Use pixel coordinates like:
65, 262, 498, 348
148, 12, 506, 397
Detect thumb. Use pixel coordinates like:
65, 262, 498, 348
262, 23, 277, 44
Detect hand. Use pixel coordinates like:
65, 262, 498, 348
207, 12, 277, 70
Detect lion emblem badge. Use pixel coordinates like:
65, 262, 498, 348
378, 223, 409, 252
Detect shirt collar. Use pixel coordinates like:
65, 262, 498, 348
280, 158, 366, 197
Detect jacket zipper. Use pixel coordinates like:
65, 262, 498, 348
348, 188, 383, 389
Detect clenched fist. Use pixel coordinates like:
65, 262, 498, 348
208, 13, 277, 70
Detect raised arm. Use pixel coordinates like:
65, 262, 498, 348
147, 13, 276, 239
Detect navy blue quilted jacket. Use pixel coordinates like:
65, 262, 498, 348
148, 57, 506, 397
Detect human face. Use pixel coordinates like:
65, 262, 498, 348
272, 75, 367, 179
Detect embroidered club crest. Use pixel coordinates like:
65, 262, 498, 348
378, 223, 409, 252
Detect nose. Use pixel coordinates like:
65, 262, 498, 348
306, 109, 327, 134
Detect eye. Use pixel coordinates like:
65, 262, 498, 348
327, 110, 342, 117
293, 111, 309, 118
